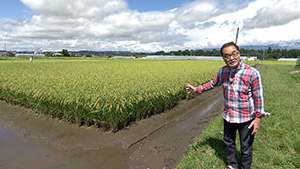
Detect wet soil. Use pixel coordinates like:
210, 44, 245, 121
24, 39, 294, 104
0, 88, 223, 169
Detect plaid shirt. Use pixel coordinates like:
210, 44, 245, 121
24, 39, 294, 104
196, 61, 270, 123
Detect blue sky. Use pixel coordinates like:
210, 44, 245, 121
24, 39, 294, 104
1, 0, 300, 52
127, 0, 192, 12
0, 0, 31, 19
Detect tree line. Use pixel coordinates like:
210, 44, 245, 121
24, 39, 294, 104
52, 47, 300, 60
137, 47, 300, 60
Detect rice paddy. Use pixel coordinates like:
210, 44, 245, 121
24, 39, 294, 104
0, 58, 225, 131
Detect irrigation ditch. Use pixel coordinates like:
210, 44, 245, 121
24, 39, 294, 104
0, 87, 223, 169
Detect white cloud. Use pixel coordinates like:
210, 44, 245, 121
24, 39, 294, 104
1, 0, 300, 52
20, 0, 127, 18
242, 18, 300, 44
175, 1, 217, 25
243, 0, 300, 29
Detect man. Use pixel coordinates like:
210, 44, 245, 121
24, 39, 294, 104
186, 42, 270, 169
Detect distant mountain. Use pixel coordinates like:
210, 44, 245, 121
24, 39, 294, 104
204, 42, 300, 51
239, 45, 296, 50
238, 42, 300, 50
72, 50, 132, 56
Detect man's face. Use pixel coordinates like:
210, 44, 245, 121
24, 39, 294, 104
222, 45, 241, 69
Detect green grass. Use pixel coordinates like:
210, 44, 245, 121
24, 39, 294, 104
176, 64, 300, 168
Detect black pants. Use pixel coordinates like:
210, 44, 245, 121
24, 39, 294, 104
224, 119, 254, 169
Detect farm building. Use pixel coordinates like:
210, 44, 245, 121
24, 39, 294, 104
111, 56, 135, 59
52, 53, 62, 57
15, 53, 45, 57
0, 50, 8, 56
278, 58, 298, 62
143, 55, 249, 60
247, 56, 257, 61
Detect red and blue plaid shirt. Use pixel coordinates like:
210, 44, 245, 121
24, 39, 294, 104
196, 61, 270, 123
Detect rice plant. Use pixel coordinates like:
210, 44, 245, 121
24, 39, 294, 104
0, 59, 224, 131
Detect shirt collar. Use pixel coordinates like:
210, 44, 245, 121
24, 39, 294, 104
227, 61, 243, 71
237, 61, 244, 70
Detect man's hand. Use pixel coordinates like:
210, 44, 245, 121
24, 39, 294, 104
248, 117, 261, 135
186, 84, 196, 94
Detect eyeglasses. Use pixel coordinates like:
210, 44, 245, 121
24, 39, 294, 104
223, 51, 239, 60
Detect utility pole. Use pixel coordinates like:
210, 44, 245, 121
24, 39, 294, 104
263, 48, 265, 60
235, 27, 240, 45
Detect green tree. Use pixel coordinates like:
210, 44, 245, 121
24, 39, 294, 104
211, 49, 219, 56
282, 49, 288, 58
61, 49, 70, 57
295, 57, 300, 69
155, 50, 165, 55
193, 49, 205, 56
70, 53, 76, 57
267, 47, 272, 54
290, 49, 300, 58
239, 48, 246, 56
86, 54, 92, 57
269, 52, 280, 59
182, 49, 190, 56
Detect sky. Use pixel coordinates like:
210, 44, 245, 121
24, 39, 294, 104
0, 0, 300, 52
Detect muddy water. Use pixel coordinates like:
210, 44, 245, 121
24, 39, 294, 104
0, 127, 128, 169
0, 88, 223, 169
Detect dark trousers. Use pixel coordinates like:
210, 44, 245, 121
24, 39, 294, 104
224, 119, 254, 169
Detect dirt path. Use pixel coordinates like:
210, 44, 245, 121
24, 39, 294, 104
0, 88, 223, 169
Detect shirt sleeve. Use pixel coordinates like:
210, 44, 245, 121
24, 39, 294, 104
196, 69, 222, 94
251, 70, 271, 118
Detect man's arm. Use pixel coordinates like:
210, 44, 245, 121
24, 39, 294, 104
186, 69, 222, 95
248, 69, 270, 135
251, 70, 270, 118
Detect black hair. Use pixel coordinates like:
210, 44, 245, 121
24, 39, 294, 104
220, 42, 240, 56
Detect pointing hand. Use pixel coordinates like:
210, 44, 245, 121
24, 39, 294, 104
186, 84, 196, 94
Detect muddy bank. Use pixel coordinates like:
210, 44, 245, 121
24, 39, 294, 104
0, 87, 223, 169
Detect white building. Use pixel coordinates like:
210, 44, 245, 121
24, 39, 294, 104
111, 56, 135, 59
15, 53, 45, 57
247, 57, 257, 61
278, 58, 298, 62
143, 55, 249, 60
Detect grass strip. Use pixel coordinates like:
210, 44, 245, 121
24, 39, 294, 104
176, 64, 300, 168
